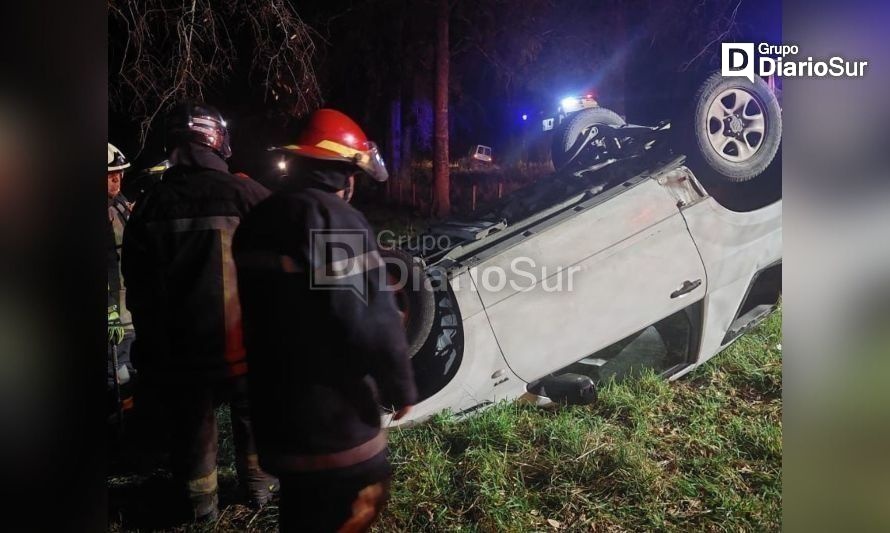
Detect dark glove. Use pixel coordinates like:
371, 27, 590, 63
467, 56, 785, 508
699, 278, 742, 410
108, 305, 125, 346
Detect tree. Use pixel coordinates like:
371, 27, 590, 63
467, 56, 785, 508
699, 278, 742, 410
108, 0, 322, 152
433, 0, 451, 217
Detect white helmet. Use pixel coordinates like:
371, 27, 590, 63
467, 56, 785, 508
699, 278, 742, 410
108, 143, 131, 172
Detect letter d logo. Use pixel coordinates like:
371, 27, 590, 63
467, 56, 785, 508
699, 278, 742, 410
722, 43, 755, 82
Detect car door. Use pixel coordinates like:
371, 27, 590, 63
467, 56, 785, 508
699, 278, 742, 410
470, 176, 706, 383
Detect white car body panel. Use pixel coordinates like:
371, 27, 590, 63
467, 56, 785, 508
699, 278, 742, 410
677, 195, 782, 376
476, 178, 706, 381
385, 273, 525, 426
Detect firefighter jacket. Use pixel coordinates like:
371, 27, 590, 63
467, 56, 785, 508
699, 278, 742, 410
108, 194, 133, 329
232, 184, 417, 475
121, 144, 270, 384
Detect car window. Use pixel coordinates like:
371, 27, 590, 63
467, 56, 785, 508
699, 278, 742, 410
557, 307, 693, 385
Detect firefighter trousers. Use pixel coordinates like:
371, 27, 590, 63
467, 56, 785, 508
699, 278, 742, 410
158, 376, 278, 519
278, 464, 391, 532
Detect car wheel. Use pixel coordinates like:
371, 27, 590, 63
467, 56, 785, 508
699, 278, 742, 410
687, 72, 782, 183
378, 253, 465, 403
551, 107, 626, 169
410, 278, 464, 402
380, 247, 436, 357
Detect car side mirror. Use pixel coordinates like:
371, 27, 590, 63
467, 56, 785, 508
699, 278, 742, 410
527, 373, 597, 405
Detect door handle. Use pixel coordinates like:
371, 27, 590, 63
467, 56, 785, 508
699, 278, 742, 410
671, 279, 702, 298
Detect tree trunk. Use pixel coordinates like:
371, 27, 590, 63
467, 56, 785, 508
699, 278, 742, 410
432, 0, 450, 218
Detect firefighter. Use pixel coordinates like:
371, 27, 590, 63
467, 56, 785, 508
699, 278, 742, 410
121, 102, 277, 521
107, 143, 136, 418
233, 109, 417, 532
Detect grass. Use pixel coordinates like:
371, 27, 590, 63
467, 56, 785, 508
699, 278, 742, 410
108, 310, 781, 532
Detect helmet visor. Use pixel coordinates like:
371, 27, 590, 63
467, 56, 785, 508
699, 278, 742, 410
273, 140, 388, 182
358, 142, 389, 182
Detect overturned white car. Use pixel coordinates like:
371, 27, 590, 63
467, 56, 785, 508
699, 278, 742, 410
383, 75, 782, 426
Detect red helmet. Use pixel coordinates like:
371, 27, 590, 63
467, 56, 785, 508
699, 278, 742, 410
274, 109, 388, 182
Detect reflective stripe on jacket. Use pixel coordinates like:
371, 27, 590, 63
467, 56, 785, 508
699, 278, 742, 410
122, 159, 269, 383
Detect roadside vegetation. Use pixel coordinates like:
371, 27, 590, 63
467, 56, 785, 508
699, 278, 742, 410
358, 163, 554, 219
109, 311, 781, 532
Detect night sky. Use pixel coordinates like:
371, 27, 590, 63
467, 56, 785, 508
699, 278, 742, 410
109, 0, 780, 187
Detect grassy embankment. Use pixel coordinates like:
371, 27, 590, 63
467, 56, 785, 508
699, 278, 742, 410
109, 311, 781, 532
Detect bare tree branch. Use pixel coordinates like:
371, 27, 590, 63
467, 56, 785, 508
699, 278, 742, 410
109, 0, 322, 154
680, 0, 743, 72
